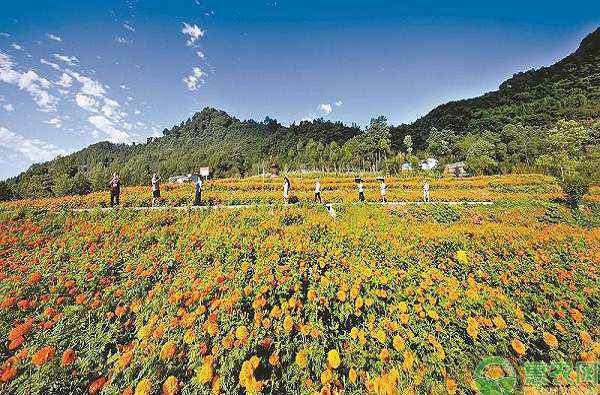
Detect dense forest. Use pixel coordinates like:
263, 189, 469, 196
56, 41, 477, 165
1, 27, 599, 202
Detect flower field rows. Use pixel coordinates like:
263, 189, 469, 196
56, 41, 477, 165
0, 197, 599, 394
2, 174, 599, 211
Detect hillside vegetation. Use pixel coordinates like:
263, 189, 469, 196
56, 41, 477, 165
1, 28, 599, 201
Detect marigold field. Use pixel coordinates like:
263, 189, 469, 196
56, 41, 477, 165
0, 174, 599, 395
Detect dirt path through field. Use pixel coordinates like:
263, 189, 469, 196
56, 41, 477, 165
71, 201, 494, 213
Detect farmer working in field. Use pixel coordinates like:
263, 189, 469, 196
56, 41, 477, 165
357, 180, 365, 202
283, 176, 291, 204
109, 173, 120, 207
423, 180, 430, 203
380, 178, 387, 203
314, 179, 322, 203
151, 173, 160, 207
194, 176, 203, 206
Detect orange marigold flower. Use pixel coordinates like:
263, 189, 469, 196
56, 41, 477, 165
543, 332, 558, 349
0, 366, 17, 382
445, 378, 457, 394
32, 346, 55, 366
348, 368, 357, 384
162, 376, 179, 395
89, 377, 106, 395
283, 315, 293, 332
160, 341, 177, 361
27, 271, 42, 285
569, 308, 583, 322
295, 349, 308, 368
511, 339, 526, 356
61, 348, 76, 367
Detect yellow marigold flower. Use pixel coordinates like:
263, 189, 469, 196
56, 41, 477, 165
320, 368, 333, 385
337, 290, 346, 302
160, 341, 176, 361
402, 350, 414, 371
295, 349, 308, 368
358, 330, 367, 346
350, 327, 359, 340
183, 330, 196, 344
374, 328, 386, 344
349, 368, 357, 384
135, 378, 152, 395
393, 335, 405, 351
162, 376, 179, 395
543, 332, 558, 349
456, 250, 468, 265
197, 356, 214, 384
427, 310, 439, 320
355, 296, 363, 310
307, 289, 317, 301
283, 315, 293, 332
235, 325, 248, 341
521, 322, 534, 334
327, 349, 341, 369
511, 339, 526, 356
493, 316, 507, 330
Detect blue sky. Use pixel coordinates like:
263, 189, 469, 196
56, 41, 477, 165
0, 0, 598, 180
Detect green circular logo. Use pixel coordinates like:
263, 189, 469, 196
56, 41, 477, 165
474, 356, 516, 394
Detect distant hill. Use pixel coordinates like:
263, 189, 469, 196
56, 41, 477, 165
398, 26, 600, 147
1, 26, 599, 200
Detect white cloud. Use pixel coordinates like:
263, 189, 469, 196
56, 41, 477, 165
46, 33, 62, 42
335, 100, 343, 107
57, 73, 73, 87
88, 115, 130, 143
115, 36, 132, 44
11, 43, 23, 51
53, 53, 79, 66
0, 32, 10, 38
44, 117, 62, 128
0, 55, 58, 112
182, 67, 205, 91
70, 71, 105, 97
40, 58, 61, 70
182, 22, 205, 47
0, 52, 20, 84
0, 126, 67, 163
123, 22, 135, 32
75, 93, 98, 113
197, 51, 205, 59
318, 103, 333, 115
3, 104, 14, 112
101, 98, 121, 119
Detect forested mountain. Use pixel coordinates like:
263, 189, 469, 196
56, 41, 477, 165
402, 26, 600, 146
1, 27, 599, 200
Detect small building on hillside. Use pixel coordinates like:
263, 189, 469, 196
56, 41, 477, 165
444, 161, 467, 177
420, 157, 439, 171
168, 174, 195, 184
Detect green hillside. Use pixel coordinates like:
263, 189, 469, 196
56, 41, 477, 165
1, 27, 599, 201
